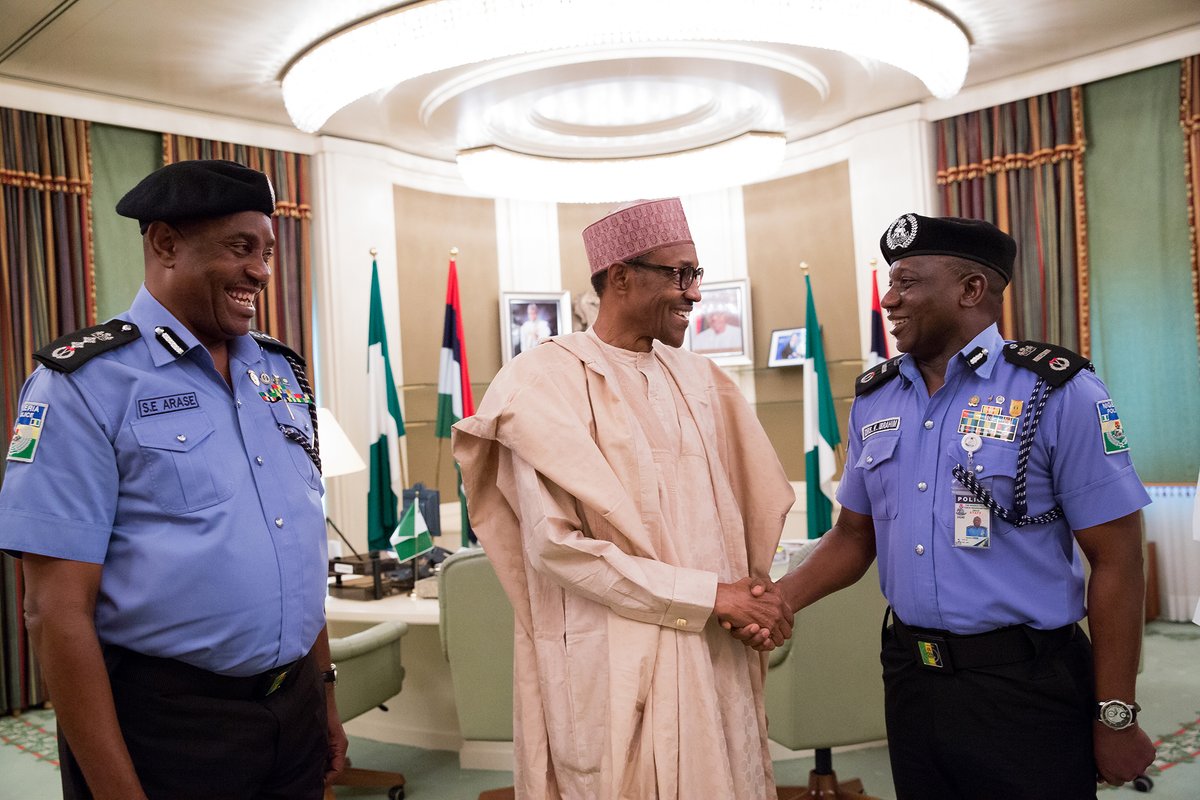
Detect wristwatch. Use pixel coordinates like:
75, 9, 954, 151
1097, 699, 1139, 731
322, 663, 338, 687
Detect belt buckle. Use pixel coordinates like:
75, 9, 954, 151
915, 635, 954, 673
264, 668, 290, 696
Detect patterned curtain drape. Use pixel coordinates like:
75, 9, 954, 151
162, 135, 314, 366
936, 87, 1089, 354
0, 108, 95, 714
1182, 56, 1200, 363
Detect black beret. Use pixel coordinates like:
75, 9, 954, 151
116, 159, 275, 233
879, 213, 1016, 284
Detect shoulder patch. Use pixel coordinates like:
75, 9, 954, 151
1002, 340, 1090, 387
855, 355, 904, 397
249, 330, 305, 366
33, 320, 140, 373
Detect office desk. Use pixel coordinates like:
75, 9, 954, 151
326, 592, 463, 752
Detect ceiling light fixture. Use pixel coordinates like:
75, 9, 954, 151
456, 131, 787, 203
281, 0, 970, 134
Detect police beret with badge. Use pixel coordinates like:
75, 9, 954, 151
880, 212, 1016, 285
116, 159, 276, 234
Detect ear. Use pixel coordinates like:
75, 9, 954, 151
146, 221, 179, 267
606, 262, 633, 293
958, 270, 989, 308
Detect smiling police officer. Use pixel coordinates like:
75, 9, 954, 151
0, 160, 345, 799
753, 213, 1156, 799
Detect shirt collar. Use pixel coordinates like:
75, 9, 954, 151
895, 322, 1004, 386
125, 285, 260, 368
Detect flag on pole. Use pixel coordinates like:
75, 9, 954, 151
367, 259, 405, 553
804, 274, 841, 539
867, 267, 890, 367
435, 253, 476, 547
390, 501, 434, 563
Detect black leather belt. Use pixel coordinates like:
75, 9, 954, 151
891, 613, 1076, 673
107, 646, 309, 700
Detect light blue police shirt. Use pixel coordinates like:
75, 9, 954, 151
837, 323, 1151, 634
0, 286, 326, 676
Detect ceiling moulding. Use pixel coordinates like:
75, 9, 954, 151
280, 0, 969, 134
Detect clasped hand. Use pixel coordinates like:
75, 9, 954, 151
714, 577, 793, 650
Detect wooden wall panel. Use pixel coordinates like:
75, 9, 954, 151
558, 202, 605, 314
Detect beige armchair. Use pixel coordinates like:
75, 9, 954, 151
324, 621, 409, 800
767, 543, 889, 800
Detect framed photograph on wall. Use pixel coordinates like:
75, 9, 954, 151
767, 327, 807, 367
500, 291, 571, 364
685, 278, 752, 366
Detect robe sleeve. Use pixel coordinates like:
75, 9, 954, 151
510, 450, 716, 632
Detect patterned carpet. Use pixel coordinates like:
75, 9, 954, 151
0, 709, 57, 767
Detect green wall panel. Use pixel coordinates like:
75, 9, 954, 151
1084, 62, 1200, 483
90, 123, 160, 320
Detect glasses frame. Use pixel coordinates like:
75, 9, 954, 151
626, 259, 704, 291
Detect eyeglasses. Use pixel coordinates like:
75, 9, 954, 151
628, 260, 704, 291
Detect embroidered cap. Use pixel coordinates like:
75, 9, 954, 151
582, 198, 693, 275
117, 159, 275, 234
880, 212, 1016, 284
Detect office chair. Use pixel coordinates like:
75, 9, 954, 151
324, 621, 409, 800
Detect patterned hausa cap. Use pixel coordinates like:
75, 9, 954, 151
582, 198, 693, 275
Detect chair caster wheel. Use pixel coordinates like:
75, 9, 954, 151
388, 786, 405, 800
1132, 774, 1153, 792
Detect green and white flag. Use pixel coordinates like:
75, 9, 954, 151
804, 274, 841, 539
390, 501, 434, 564
367, 260, 405, 553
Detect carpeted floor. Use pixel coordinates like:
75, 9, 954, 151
2, 621, 1197, 799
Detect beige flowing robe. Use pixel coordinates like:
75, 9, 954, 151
453, 331, 795, 800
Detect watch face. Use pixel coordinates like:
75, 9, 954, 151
1102, 702, 1131, 728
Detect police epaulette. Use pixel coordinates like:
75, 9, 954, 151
855, 355, 904, 396
33, 319, 140, 373
1002, 340, 1090, 387
249, 330, 305, 366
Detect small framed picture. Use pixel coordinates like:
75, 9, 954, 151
501, 291, 572, 363
767, 327, 807, 367
686, 278, 752, 365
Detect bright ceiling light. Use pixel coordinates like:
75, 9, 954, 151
281, 0, 970, 133
456, 131, 787, 203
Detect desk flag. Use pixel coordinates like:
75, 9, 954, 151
435, 254, 476, 547
868, 267, 890, 367
804, 274, 840, 539
367, 259, 405, 553
390, 501, 434, 563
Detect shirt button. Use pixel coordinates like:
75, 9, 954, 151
865, 456, 874, 464
256, 456, 264, 466
924, 420, 934, 429
176, 434, 187, 443
236, 399, 243, 408
917, 481, 928, 491
915, 544, 925, 555
675, 618, 688, 628
975, 464, 984, 473
275, 517, 284, 528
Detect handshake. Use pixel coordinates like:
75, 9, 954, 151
714, 576, 793, 651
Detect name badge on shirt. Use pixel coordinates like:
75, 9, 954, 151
861, 416, 900, 440
7, 401, 48, 463
953, 493, 991, 548
137, 392, 199, 417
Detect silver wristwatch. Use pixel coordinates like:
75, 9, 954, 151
1097, 699, 1140, 731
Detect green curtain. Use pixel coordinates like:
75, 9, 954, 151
89, 123, 160, 320
0, 107, 95, 714
162, 135, 315, 367
1085, 62, 1200, 483
936, 88, 1088, 353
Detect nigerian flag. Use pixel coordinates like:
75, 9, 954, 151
390, 501, 434, 563
367, 260, 405, 553
803, 274, 840, 539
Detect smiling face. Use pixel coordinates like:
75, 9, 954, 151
152, 211, 275, 347
627, 242, 701, 349
880, 255, 972, 363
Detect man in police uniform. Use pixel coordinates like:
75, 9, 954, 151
747, 214, 1156, 797
0, 160, 345, 799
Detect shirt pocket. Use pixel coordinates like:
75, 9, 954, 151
858, 433, 900, 520
131, 410, 233, 513
268, 401, 322, 491
939, 440, 1019, 534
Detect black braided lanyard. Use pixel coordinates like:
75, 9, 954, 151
275, 350, 322, 475
950, 363, 1095, 528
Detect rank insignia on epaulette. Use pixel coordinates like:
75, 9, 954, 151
1002, 340, 1090, 387
33, 320, 141, 373
855, 355, 904, 397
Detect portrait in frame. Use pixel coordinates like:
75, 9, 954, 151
501, 291, 572, 363
767, 327, 807, 367
685, 278, 752, 366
